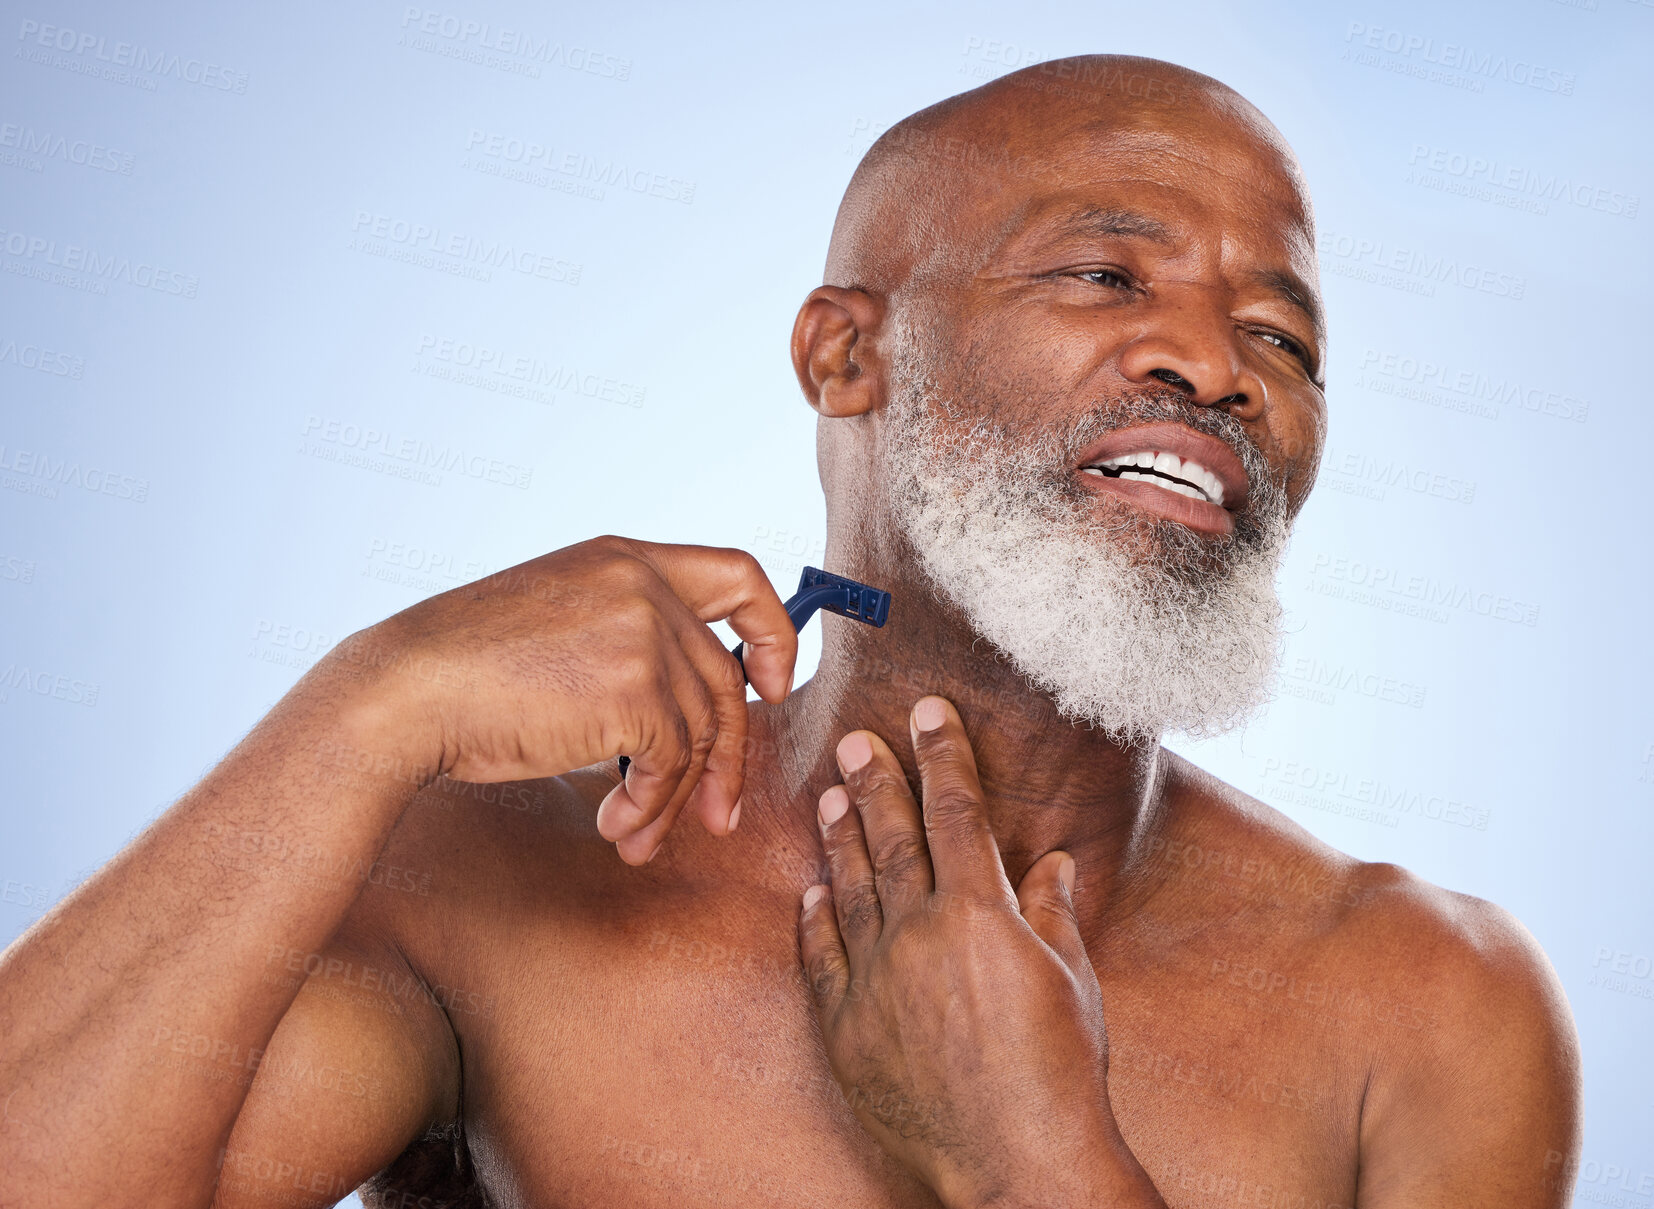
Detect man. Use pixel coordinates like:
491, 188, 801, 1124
0, 55, 1580, 1209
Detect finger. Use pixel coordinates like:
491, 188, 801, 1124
1015, 851, 1090, 975
798, 884, 851, 1012
667, 604, 752, 837
611, 784, 688, 865
837, 730, 932, 919
817, 784, 881, 960
634, 543, 799, 705
596, 636, 717, 844
910, 696, 1012, 903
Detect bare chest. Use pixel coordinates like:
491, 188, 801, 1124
443, 896, 1370, 1209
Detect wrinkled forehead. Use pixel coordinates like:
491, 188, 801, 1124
921, 102, 1316, 279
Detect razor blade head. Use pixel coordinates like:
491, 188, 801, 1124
798, 566, 891, 628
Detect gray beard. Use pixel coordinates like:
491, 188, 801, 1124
876, 337, 1292, 745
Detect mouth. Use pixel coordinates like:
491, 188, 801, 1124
1071, 422, 1251, 537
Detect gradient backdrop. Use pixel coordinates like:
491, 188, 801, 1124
1, 1, 1649, 1204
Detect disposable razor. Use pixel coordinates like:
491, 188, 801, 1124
617, 566, 891, 777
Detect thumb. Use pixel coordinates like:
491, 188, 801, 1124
1016, 851, 1088, 974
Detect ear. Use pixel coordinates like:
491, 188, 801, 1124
790, 286, 885, 418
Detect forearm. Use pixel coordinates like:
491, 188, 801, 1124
0, 645, 430, 1206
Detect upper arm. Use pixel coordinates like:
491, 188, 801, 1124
213, 927, 460, 1209
1353, 891, 1582, 1209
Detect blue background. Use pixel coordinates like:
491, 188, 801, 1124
1, 1, 1648, 1203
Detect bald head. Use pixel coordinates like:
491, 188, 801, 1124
795, 51, 1328, 601
825, 55, 1315, 301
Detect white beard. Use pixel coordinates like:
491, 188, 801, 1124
876, 334, 1291, 746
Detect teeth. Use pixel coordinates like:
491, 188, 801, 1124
1089, 449, 1225, 507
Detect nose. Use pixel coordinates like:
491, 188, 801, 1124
1117, 291, 1266, 420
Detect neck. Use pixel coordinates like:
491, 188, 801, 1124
752, 596, 1178, 933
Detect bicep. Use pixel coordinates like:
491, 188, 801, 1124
213, 932, 460, 1209
1354, 903, 1582, 1209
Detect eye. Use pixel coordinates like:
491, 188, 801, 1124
1074, 267, 1136, 290
1253, 328, 1313, 370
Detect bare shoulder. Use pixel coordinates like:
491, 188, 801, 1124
361, 765, 623, 923
1169, 749, 1573, 998
1171, 752, 1582, 1205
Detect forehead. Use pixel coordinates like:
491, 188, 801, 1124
988, 116, 1314, 259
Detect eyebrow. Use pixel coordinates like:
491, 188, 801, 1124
1047, 206, 1176, 244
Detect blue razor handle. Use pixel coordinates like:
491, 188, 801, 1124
735, 565, 892, 673
617, 566, 891, 777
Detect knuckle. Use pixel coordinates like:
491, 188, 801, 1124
654, 714, 693, 774
852, 767, 912, 805
806, 951, 843, 1000
704, 647, 746, 697
873, 834, 929, 884
914, 729, 971, 764
837, 881, 883, 936
688, 713, 719, 761
607, 593, 660, 636
616, 558, 662, 594
922, 772, 981, 814
588, 540, 655, 586
608, 648, 659, 696
684, 679, 718, 734
926, 788, 984, 830
726, 547, 765, 581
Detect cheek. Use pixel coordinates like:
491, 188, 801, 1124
1271, 396, 1327, 509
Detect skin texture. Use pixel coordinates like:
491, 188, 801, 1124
0, 56, 1581, 1209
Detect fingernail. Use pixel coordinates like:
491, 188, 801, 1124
1058, 854, 1076, 894
646, 841, 664, 864
913, 697, 947, 732
818, 785, 850, 826
803, 884, 829, 910
785, 669, 795, 697
727, 799, 742, 833
836, 732, 873, 774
